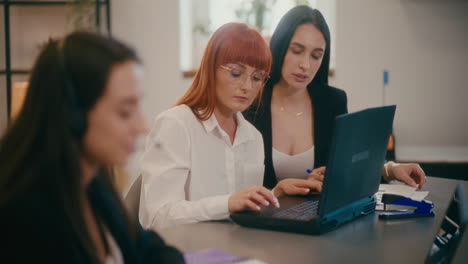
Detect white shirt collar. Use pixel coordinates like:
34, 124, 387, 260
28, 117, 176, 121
201, 111, 255, 146
201, 111, 218, 132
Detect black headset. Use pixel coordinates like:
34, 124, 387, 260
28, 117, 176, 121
57, 39, 87, 137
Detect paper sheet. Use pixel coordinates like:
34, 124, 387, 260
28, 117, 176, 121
378, 183, 417, 197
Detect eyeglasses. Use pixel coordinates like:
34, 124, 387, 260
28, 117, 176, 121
220, 65, 270, 89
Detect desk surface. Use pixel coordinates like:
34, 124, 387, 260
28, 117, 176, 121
159, 177, 468, 264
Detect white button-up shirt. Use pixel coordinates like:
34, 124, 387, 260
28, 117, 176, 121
139, 105, 265, 230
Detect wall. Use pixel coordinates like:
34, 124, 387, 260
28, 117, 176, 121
334, 0, 468, 161
316, 0, 336, 67
112, 0, 192, 184
112, 0, 187, 122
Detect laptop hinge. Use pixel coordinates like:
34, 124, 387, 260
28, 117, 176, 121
321, 196, 376, 227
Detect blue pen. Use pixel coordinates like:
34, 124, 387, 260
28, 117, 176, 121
306, 169, 313, 174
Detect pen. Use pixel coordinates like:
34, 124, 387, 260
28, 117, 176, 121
306, 169, 313, 174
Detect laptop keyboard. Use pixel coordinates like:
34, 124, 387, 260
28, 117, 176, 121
272, 200, 319, 220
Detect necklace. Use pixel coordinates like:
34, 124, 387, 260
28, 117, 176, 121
279, 105, 304, 117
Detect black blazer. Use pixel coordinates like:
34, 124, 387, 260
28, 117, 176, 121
0, 176, 184, 264
245, 83, 348, 189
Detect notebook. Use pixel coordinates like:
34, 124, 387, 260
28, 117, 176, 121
231, 105, 396, 235
184, 248, 267, 264
425, 184, 468, 264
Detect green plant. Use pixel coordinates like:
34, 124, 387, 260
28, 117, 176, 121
193, 20, 212, 36
234, 0, 277, 35
294, 0, 311, 6
67, 0, 96, 31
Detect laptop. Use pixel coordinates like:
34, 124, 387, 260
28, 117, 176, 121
425, 184, 468, 264
231, 105, 396, 235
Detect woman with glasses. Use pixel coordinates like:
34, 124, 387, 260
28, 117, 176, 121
138, 22, 320, 230
245, 5, 426, 194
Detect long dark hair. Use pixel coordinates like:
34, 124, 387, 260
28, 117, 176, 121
0, 32, 140, 262
269, 5, 331, 89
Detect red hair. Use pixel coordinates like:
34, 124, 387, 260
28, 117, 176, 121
176, 22, 272, 120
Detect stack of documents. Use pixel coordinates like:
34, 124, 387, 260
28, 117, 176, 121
376, 183, 429, 210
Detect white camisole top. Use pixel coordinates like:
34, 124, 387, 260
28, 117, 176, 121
272, 147, 315, 181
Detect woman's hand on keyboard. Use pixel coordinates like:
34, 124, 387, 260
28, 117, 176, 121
273, 179, 323, 198
307, 166, 326, 182
229, 186, 280, 212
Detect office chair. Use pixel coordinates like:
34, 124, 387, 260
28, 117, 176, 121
124, 174, 142, 222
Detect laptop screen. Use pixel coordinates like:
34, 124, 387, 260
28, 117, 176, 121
425, 184, 468, 264
319, 105, 396, 216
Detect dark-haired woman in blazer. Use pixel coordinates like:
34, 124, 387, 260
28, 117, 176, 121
245, 6, 426, 197
0, 32, 184, 264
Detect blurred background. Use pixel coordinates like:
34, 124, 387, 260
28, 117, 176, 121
1, 0, 467, 191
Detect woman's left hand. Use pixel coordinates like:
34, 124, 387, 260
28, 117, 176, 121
307, 166, 326, 182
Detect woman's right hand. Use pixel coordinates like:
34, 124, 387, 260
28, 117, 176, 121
228, 186, 280, 212
273, 178, 323, 198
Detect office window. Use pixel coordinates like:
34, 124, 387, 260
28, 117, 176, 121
179, 0, 335, 75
